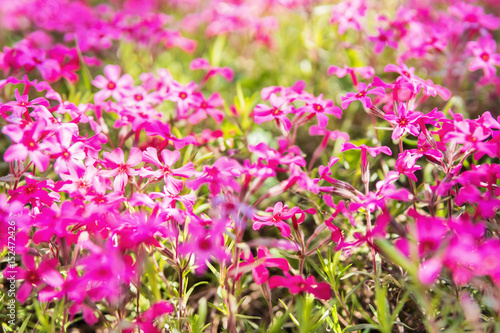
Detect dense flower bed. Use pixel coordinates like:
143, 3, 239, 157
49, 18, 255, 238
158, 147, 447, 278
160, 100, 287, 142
0, 0, 499, 332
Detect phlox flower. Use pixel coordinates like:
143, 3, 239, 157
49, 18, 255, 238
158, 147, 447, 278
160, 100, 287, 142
329, 0, 367, 35
17, 47, 61, 82
229, 246, 289, 285
167, 81, 199, 118
341, 82, 385, 110
189, 92, 225, 124
178, 220, 229, 275
92, 65, 134, 102
9, 177, 58, 208
466, 36, 500, 79
269, 272, 332, 300
297, 94, 342, 128
48, 128, 86, 174
150, 186, 197, 211
368, 28, 398, 53
395, 151, 422, 182
328, 64, 374, 86
2, 118, 51, 171
140, 147, 195, 194
253, 93, 293, 132
79, 239, 135, 304
100, 147, 142, 192
252, 202, 303, 238
445, 120, 495, 157
124, 301, 175, 333
1, 88, 49, 120
13, 253, 64, 304
248, 142, 306, 173
186, 157, 242, 195
384, 103, 422, 140
190, 57, 234, 82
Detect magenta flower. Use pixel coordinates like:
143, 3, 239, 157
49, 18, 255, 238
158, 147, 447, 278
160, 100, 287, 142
341, 82, 385, 110
186, 157, 242, 195
189, 92, 225, 124
384, 103, 422, 140
178, 220, 229, 275
14, 254, 64, 304
466, 36, 500, 79
252, 202, 302, 238
48, 128, 86, 174
395, 151, 422, 182
167, 81, 199, 117
2, 88, 49, 119
92, 65, 134, 102
100, 147, 142, 192
140, 147, 195, 194
229, 246, 289, 285
9, 177, 57, 208
368, 28, 398, 53
328, 65, 374, 86
297, 94, 342, 128
2, 119, 51, 172
253, 93, 293, 131
190, 57, 234, 82
269, 272, 332, 300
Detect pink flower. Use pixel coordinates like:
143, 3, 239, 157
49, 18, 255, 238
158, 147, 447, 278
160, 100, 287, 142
100, 147, 142, 192
368, 28, 398, 53
167, 81, 199, 118
48, 128, 86, 174
384, 103, 422, 140
341, 82, 385, 110
14, 254, 64, 304
269, 272, 332, 300
229, 246, 289, 285
190, 57, 234, 82
186, 157, 242, 195
340, 142, 392, 169
328, 65, 374, 86
189, 92, 225, 124
253, 93, 293, 131
297, 94, 342, 128
2, 118, 51, 172
92, 65, 134, 102
252, 202, 302, 238
2, 88, 49, 120
466, 36, 500, 79
178, 220, 229, 275
395, 151, 422, 182
140, 147, 195, 194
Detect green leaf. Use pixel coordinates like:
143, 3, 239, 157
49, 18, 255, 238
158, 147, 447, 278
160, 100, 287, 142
343, 324, 379, 332
18, 314, 31, 333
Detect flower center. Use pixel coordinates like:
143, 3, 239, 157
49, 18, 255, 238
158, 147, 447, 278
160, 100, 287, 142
398, 116, 409, 127
27, 271, 41, 285
179, 92, 188, 100
356, 90, 366, 98
480, 53, 490, 62
119, 164, 129, 173
107, 81, 116, 90
201, 102, 208, 109
199, 238, 211, 250
272, 107, 282, 116
379, 35, 387, 42
312, 103, 324, 113
402, 71, 410, 77
134, 94, 144, 101
24, 185, 37, 195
